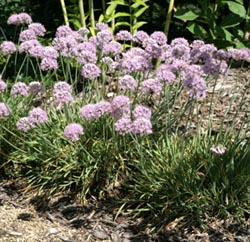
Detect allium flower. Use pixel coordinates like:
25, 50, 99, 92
53, 91, 73, 106
41, 46, 59, 59
132, 105, 151, 120
52, 36, 78, 57
0, 103, 11, 118
77, 42, 97, 53
0, 78, 7, 93
202, 58, 228, 76
140, 78, 163, 96
210, 145, 226, 155
133, 30, 149, 44
112, 107, 131, 120
156, 64, 176, 82
64, 123, 84, 141
121, 47, 152, 73
183, 74, 207, 98
171, 44, 190, 61
191, 44, 217, 64
118, 75, 137, 91
19, 39, 41, 53
143, 37, 162, 58
132, 118, 152, 135
10, 82, 28, 96
102, 41, 122, 56
170, 37, 189, 47
55, 25, 73, 38
16, 117, 35, 132
77, 50, 97, 64
95, 101, 112, 116
53, 81, 73, 106
28, 107, 48, 124
79, 104, 100, 121
96, 22, 109, 31
81, 63, 101, 79
19, 29, 37, 42
28, 81, 45, 95
96, 30, 113, 46
7, 13, 32, 25
0, 41, 16, 55
53, 81, 72, 93
116, 30, 133, 41
150, 31, 167, 46
28, 45, 44, 58
114, 118, 132, 135
40, 58, 58, 71
28, 23, 46, 36
215, 49, 230, 60
111, 95, 131, 111
228, 48, 250, 62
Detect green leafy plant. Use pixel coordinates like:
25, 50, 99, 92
174, 0, 250, 48
99, 0, 149, 34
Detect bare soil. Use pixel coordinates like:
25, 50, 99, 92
0, 68, 250, 242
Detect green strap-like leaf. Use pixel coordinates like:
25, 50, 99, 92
224, 1, 246, 18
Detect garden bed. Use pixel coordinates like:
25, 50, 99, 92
0, 67, 249, 242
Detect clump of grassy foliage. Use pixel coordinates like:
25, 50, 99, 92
0, 12, 249, 231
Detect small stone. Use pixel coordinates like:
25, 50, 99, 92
93, 230, 109, 240
111, 232, 121, 242
48, 227, 58, 234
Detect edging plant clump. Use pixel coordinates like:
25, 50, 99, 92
0, 12, 249, 228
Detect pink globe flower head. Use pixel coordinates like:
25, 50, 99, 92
0, 41, 16, 55
28, 81, 45, 95
55, 25, 73, 38
7, 13, 32, 25
114, 118, 133, 135
28, 107, 48, 124
79, 104, 101, 121
140, 78, 163, 96
116, 30, 133, 41
81, 63, 101, 79
19, 29, 37, 42
28, 23, 46, 36
10, 82, 28, 96
40, 58, 58, 71
18, 39, 41, 53
132, 105, 152, 120
132, 118, 152, 136
118, 75, 137, 91
16, 117, 36, 132
64, 123, 84, 141
150, 31, 167, 46
0, 78, 7, 93
0, 103, 11, 118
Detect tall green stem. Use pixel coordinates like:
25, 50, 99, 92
78, 0, 86, 28
102, 0, 106, 14
164, 0, 175, 36
60, 0, 69, 26
88, 0, 95, 30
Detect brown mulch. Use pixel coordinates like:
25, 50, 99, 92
0, 68, 250, 242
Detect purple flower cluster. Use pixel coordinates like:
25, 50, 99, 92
28, 81, 45, 95
116, 30, 133, 41
183, 74, 207, 98
10, 82, 28, 96
140, 78, 163, 96
81, 63, 101, 79
0, 78, 7, 93
79, 100, 112, 121
53, 81, 73, 106
121, 47, 152, 73
64, 123, 84, 141
40, 58, 58, 71
156, 64, 176, 83
28, 107, 48, 124
102, 41, 122, 56
0, 103, 11, 118
16, 107, 48, 132
0, 41, 16, 55
28, 23, 46, 37
19, 29, 37, 42
132, 105, 151, 120
18, 39, 41, 54
118, 75, 137, 91
7, 13, 32, 25
111, 95, 131, 120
